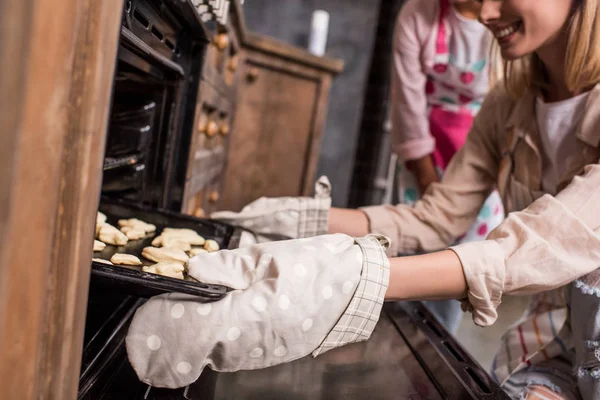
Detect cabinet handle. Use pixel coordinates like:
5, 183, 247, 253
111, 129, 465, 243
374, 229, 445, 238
219, 122, 230, 136
198, 121, 207, 133
246, 68, 259, 82
206, 121, 219, 137
215, 33, 230, 51
227, 55, 239, 72
208, 191, 220, 203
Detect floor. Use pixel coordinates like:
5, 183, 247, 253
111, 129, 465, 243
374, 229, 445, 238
454, 295, 530, 372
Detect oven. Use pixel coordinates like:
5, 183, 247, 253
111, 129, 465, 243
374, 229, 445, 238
101, 0, 207, 211
78, 1, 239, 398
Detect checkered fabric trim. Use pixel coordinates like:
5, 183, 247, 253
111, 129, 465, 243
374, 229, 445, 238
312, 235, 391, 356
297, 176, 332, 238
297, 197, 331, 238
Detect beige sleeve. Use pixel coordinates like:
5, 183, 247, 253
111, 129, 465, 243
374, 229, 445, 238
452, 163, 600, 326
362, 84, 508, 256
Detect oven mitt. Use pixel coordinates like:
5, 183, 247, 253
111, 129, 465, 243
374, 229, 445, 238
210, 176, 331, 243
126, 233, 390, 389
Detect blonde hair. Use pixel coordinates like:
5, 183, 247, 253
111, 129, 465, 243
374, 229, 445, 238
488, 39, 504, 88
503, 0, 600, 97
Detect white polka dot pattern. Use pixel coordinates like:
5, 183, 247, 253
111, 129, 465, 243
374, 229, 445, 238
279, 295, 290, 310
177, 362, 192, 374
322, 285, 333, 299
146, 335, 162, 351
227, 327, 241, 341
196, 303, 212, 316
250, 348, 264, 358
301, 319, 313, 332
342, 281, 354, 294
274, 346, 288, 357
171, 303, 185, 319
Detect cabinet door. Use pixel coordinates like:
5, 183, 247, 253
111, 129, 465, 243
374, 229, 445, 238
220, 58, 319, 211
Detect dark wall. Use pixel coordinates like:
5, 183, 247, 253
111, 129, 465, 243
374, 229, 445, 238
349, 0, 406, 207
242, 0, 382, 207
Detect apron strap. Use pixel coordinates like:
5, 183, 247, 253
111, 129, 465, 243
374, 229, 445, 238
435, 0, 450, 56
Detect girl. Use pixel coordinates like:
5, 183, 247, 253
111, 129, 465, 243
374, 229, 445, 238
390, 0, 505, 333
128, 0, 600, 398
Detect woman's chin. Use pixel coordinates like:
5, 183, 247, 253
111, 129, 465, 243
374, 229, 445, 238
500, 48, 524, 62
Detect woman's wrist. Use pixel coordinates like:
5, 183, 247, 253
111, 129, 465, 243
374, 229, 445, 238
385, 250, 468, 301
328, 207, 370, 236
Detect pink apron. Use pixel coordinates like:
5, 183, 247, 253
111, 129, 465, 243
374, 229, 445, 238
397, 0, 504, 243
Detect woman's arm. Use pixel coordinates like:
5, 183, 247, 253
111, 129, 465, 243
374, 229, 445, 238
343, 85, 507, 257
328, 208, 370, 236
385, 250, 467, 301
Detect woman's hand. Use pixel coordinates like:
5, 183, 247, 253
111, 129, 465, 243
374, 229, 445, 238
406, 155, 439, 194
126, 234, 390, 388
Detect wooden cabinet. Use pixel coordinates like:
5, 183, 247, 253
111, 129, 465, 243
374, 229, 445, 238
181, 8, 242, 217
219, 34, 343, 212
181, 1, 342, 214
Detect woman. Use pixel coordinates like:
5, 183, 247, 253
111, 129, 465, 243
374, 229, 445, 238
127, 0, 600, 398
330, 0, 600, 397
390, 0, 505, 333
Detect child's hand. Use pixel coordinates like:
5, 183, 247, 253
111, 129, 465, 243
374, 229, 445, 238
406, 155, 439, 195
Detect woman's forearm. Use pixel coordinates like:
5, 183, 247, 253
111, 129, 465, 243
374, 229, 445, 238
328, 208, 468, 301
328, 207, 370, 236
385, 250, 468, 301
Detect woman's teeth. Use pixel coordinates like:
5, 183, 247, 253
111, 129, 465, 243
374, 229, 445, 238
496, 23, 519, 39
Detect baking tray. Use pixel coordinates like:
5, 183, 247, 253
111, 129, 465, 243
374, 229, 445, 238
91, 198, 241, 299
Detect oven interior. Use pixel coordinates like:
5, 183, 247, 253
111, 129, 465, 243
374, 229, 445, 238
79, 1, 216, 397
101, 0, 206, 210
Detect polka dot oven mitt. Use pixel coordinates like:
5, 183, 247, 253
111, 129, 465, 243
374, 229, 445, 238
210, 176, 331, 242
126, 233, 390, 389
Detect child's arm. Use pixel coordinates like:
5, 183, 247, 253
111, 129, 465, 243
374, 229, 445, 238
390, 0, 438, 189
406, 156, 439, 194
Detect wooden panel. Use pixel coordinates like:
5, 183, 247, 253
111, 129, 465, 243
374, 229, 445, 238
220, 55, 320, 212
0, 0, 123, 398
244, 32, 344, 74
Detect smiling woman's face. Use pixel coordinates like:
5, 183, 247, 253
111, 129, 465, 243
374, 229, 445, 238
478, 0, 575, 60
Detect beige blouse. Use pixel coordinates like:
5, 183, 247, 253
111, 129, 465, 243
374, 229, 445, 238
362, 83, 600, 326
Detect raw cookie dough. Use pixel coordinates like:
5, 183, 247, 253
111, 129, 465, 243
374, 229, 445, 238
93, 240, 106, 252
189, 248, 208, 257
154, 228, 205, 246
96, 212, 107, 235
204, 239, 220, 252
92, 258, 113, 265
142, 262, 185, 280
120, 226, 146, 240
98, 224, 129, 246
156, 236, 192, 251
142, 246, 189, 265
111, 253, 143, 266
118, 218, 156, 233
